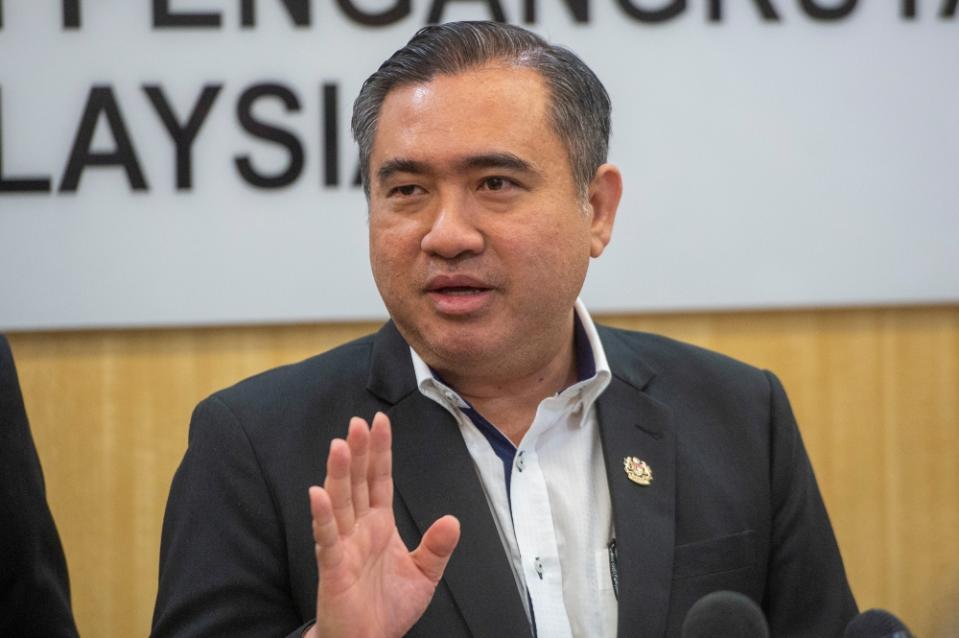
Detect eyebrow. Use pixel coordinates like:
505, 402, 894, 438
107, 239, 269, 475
377, 158, 429, 184
376, 152, 535, 184
457, 152, 533, 174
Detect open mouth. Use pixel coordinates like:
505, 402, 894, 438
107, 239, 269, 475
434, 287, 488, 295
425, 278, 494, 315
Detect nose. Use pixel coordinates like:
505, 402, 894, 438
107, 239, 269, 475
420, 194, 485, 259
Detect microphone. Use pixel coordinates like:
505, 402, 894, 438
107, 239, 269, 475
843, 609, 914, 638
681, 590, 770, 638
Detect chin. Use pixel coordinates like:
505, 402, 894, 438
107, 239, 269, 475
392, 307, 510, 363
428, 334, 490, 363
417, 326, 503, 369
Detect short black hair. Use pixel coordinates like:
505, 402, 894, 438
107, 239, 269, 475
351, 21, 612, 197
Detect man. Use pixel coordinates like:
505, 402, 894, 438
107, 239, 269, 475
152, 22, 857, 637
0, 335, 79, 638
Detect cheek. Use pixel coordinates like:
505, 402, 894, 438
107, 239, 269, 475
370, 246, 404, 291
369, 219, 427, 296
496, 231, 591, 298
520, 219, 592, 268
369, 229, 398, 294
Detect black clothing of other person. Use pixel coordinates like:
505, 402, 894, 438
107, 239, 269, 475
0, 335, 79, 638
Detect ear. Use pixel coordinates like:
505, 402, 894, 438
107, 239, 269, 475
586, 163, 623, 258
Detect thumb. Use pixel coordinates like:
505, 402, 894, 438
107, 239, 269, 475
411, 515, 461, 583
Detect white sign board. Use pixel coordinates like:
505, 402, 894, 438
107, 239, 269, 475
1, 1, 957, 330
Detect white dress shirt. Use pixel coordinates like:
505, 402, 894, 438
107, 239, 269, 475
411, 299, 617, 638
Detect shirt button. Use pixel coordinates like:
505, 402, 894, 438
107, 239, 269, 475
516, 451, 525, 472
534, 556, 544, 579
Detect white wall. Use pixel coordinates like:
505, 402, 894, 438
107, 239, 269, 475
1, 1, 956, 329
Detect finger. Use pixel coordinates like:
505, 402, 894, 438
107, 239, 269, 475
309, 486, 344, 569
347, 417, 371, 518
324, 438, 355, 534
411, 515, 461, 584
368, 411, 393, 509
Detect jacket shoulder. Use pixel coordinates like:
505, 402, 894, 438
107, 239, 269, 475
598, 324, 769, 390
200, 332, 379, 433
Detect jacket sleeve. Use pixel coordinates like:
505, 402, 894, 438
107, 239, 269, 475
763, 370, 858, 637
152, 395, 311, 637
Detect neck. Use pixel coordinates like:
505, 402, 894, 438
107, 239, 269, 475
436, 321, 578, 445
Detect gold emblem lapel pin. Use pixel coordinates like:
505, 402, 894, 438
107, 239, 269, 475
624, 456, 653, 486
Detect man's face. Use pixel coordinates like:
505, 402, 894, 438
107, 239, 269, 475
368, 65, 619, 379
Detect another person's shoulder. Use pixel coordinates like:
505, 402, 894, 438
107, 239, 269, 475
0, 335, 17, 389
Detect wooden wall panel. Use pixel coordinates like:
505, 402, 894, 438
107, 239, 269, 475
7, 305, 959, 637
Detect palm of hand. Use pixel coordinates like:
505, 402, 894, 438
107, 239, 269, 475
318, 509, 436, 638
309, 413, 460, 638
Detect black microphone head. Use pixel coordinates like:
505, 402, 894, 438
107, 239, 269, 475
843, 609, 913, 638
681, 590, 770, 638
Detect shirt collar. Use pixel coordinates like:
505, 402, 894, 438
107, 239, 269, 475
411, 298, 611, 413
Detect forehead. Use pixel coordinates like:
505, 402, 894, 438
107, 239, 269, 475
371, 65, 563, 170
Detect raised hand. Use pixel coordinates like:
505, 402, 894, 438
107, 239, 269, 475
305, 412, 461, 638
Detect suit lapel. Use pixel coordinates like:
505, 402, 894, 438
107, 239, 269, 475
598, 328, 677, 638
368, 323, 532, 638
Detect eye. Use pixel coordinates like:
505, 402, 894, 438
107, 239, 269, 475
388, 184, 424, 197
479, 176, 516, 192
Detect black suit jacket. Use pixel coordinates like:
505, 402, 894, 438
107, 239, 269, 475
0, 336, 79, 638
152, 322, 856, 637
